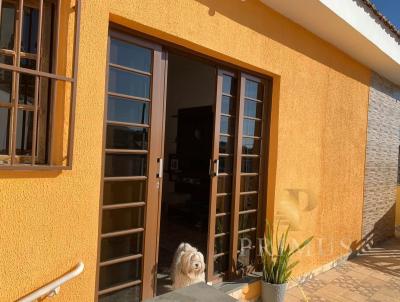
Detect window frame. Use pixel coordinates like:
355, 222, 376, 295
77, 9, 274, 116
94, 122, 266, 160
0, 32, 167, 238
0, 0, 81, 170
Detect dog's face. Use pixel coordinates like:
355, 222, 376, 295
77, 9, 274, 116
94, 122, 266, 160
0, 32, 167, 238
180, 250, 205, 278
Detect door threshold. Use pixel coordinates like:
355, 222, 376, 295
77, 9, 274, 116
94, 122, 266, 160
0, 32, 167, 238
145, 282, 237, 301
213, 272, 261, 295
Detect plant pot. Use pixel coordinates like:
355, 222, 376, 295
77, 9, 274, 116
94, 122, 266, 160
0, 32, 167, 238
261, 281, 288, 302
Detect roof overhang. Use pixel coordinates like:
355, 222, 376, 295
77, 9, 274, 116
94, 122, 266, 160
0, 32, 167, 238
261, 0, 400, 86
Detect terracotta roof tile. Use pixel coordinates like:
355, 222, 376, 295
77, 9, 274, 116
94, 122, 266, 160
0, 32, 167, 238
358, 0, 400, 40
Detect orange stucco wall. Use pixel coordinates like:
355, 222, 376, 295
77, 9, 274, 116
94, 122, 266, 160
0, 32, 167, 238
0, 0, 371, 301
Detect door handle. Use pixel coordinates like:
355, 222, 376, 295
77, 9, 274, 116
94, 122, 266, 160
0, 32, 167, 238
157, 158, 163, 178
209, 159, 219, 177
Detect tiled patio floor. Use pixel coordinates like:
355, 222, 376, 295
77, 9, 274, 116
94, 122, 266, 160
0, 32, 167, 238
285, 237, 400, 302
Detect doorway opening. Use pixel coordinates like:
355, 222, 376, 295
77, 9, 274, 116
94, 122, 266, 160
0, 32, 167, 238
156, 52, 217, 295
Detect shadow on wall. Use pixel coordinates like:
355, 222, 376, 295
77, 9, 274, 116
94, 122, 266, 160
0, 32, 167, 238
350, 206, 396, 253
195, 0, 370, 85
350, 236, 400, 278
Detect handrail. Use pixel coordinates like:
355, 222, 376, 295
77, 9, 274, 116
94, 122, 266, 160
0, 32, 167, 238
17, 262, 84, 302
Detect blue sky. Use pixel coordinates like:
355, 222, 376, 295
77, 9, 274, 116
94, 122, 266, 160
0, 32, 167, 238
371, 0, 400, 29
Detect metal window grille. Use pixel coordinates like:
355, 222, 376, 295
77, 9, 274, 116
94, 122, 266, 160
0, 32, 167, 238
0, 0, 80, 169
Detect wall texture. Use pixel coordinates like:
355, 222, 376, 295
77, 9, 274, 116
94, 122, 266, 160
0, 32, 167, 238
362, 73, 400, 245
0, 0, 371, 301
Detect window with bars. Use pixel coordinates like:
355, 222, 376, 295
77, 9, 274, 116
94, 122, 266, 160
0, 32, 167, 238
0, 0, 79, 169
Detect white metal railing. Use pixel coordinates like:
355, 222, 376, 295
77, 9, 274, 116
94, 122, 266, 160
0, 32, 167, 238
18, 262, 84, 302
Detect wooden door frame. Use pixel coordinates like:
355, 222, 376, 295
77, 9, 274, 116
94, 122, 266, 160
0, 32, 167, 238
96, 25, 274, 300
207, 69, 273, 282
206, 68, 224, 282
96, 29, 167, 301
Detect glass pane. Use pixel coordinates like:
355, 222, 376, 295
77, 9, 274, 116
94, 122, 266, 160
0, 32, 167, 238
0, 2, 16, 50
238, 230, 256, 243
19, 73, 36, 105
107, 96, 149, 125
243, 118, 261, 137
215, 215, 230, 234
0, 57, 13, 103
16, 110, 34, 156
99, 259, 142, 290
222, 75, 236, 95
0, 108, 10, 155
109, 67, 150, 99
20, 58, 36, 70
240, 175, 259, 192
217, 175, 232, 193
106, 125, 148, 150
244, 99, 263, 118
214, 254, 229, 274
35, 77, 50, 164
240, 194, 258, 211
110, 38, 152, 73
241, 157, 259, 173
219, 156, 233, 173
21, 6, 39, 53
238, 231, 256, 250
221, 96, 235, 115
245, 79, 263, 100
238, 250, 255, 268
216, 195, 231, 214
239, 212, 257, 230
103, 180, 146, 205
105, 154, 147, 177
220, 116, 235, 134
102, 207, 144, 233
101, 232, 143, 262
99, 285, 141, 302
219, 135, 234, 154
242, 137, 260, 155
215, 236, 230, 254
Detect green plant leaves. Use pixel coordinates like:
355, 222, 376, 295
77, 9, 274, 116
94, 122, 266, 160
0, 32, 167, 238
261, 220, 313, 284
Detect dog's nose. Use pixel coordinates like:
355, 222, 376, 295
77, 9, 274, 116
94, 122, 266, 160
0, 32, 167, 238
195, 263, 199, 268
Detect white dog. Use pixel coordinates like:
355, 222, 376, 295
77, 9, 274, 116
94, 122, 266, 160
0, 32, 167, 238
170, 242, 206, 289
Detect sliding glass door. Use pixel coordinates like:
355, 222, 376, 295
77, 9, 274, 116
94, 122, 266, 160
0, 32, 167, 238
96, 30, 271, 300
97, 31, 165, 301
207, 70, 269, 281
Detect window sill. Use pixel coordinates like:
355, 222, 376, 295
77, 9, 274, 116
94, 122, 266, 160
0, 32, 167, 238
0, 164, 71, 171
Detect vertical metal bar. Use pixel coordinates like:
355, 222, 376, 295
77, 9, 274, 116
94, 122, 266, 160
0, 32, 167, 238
229, 72, 244, 278
0, 1, 3, 31
206, 69, 223, 282
258, 79, 272, 250
142, 41, 164, 301
95, 32, 110, 302
67, 0, 81, 168
11, 0, 24, 164
48, 0, 60, 165
0, 0, 10, 162
31, 0, 44, 165
152, 49, 168, 296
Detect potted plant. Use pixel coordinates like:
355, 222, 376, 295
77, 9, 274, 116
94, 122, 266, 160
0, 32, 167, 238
261, 221, 313, 302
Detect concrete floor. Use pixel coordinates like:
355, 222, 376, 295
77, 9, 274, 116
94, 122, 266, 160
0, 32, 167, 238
286, 237, 400, 302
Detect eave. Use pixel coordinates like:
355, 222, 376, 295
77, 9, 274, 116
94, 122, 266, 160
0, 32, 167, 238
261, 0, 400, 86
